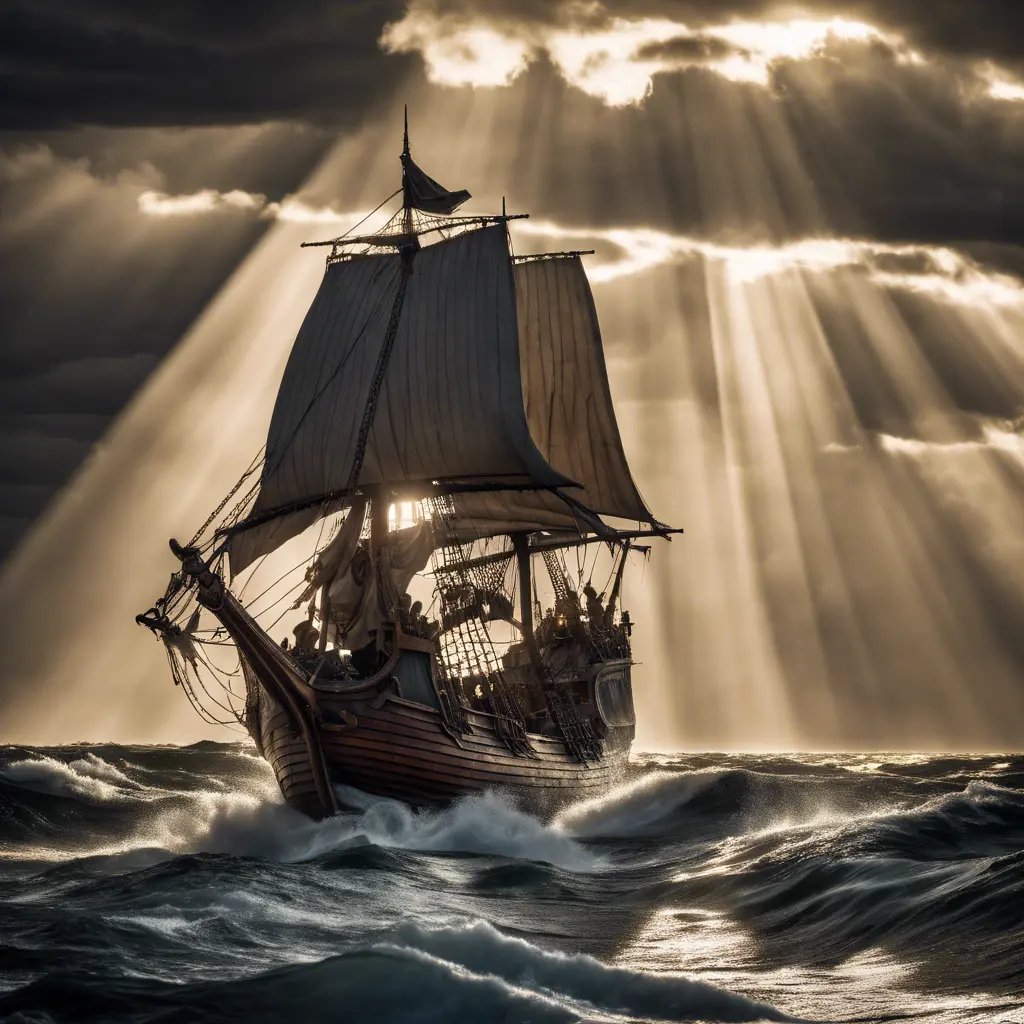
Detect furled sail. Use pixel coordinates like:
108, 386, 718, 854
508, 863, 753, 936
445, 489, 608, 542
229, 226, 569, 573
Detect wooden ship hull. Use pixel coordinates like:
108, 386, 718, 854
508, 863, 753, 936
245, 651, 634, 818
176, 543, 635, 819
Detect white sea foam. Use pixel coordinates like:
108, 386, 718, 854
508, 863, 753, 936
0, 750, 601, 870
181, 787, 604, 870
557, 769, 727, 838
67, 752, 140, 787
0, 754, 129, 804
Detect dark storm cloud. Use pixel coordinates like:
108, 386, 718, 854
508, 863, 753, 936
634, 36, 749, 64
422, 50, 1024, 254
0, 0, 411, 128
768, 51, 1024, 247
0, 146, 266, 375
16, 124, 336, 202
0, 142, 278, 557
0, 354, 157, 415
4, 0, 1024, 131
806, 0, 1024, 68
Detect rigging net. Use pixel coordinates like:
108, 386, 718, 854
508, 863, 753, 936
429, 496, 534, 757
532, 550, 604, 765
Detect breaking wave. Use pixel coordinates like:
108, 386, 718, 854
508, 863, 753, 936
0, 752, 139, 804
0, 919, 798, 1024
0, 748, 599, 870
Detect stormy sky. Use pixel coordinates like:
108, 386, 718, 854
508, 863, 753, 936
3, 0, 1024, 747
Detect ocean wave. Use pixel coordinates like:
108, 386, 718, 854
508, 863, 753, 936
2, 745, 1022, 1021
0, 919, 800, 1024
180, 786, 603, 870
667, 778, 1024, 994
0, 753, 601, 871
332, 786, 604, 868
844, 779, 1024, 860
383, 919, 799, 1021
556, 767, 862, 845
0, 754, 133, 805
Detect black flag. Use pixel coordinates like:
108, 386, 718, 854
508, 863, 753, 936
402, 154, 471, 215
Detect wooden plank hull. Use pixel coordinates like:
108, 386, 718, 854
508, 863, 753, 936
168, 535, 637, 820
247, 662, 634, 816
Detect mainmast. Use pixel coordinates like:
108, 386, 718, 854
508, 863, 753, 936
402, 105, 412, 236
512, 532, 534, 640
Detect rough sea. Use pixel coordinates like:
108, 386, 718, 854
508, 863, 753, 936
0, 744, 1021, 1024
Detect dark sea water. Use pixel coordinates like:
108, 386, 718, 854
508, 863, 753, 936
0, 745, 1022, 1023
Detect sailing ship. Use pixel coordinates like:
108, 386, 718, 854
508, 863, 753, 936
137, 113, 680, 819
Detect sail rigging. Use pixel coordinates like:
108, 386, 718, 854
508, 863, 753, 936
229, 225, 571, 572
221, 108, 666, 578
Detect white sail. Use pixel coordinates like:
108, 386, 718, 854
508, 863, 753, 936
515, 255, 652, 524
438, 254, 655, 542
229, 226, 568, 572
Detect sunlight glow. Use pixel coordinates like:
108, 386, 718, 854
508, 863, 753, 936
979, 62, 1024, 102
8, 86, 1024, 751
515, 220, 1024, 308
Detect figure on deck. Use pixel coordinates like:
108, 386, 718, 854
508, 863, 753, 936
293, 619, 319, 652
583, 584, 605, 629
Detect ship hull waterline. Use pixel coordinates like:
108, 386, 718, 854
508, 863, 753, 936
247, 665, 633, 819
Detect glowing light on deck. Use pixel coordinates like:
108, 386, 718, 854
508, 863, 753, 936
388, 501, 423, 531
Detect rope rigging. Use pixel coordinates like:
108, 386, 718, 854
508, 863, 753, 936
429, 497, 532, 756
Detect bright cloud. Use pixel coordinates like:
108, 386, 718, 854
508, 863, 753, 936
380, 3, 1024, 108
878, 419, 1024, 459
137, 189, 364, 227
137, 189, 264, 216
264, 198, 363, 225
380, 6, 912, 104
514, 220, 1024, 307
978, 62, 1024, 102
136, 186, 1024, 311
380, 14, 531, 87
